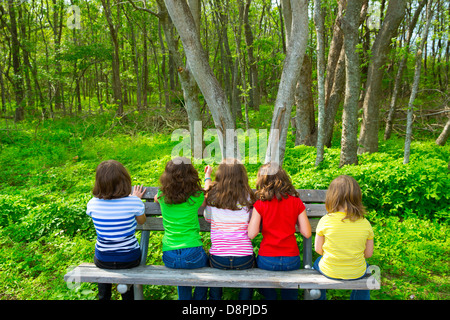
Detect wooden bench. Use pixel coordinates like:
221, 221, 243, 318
64, 187, 380, 300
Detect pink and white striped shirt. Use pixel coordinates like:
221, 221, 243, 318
204, 205, 254, 256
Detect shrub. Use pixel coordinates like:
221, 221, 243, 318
283, 143, 450, 221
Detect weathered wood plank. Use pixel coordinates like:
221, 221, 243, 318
136, 217, 320, 233
64, 263, 379, 290
137, 187, 326, 203
144, 202, 326, 217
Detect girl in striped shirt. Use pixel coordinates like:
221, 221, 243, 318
86, 160, 147, 300
204, 158, 256, 300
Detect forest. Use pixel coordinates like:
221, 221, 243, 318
0, 0, 449, 300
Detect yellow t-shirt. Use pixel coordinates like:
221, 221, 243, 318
317, 212, 374, 279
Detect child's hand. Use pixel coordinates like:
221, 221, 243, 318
132, 185, 147, 199
204, 165, 213, 177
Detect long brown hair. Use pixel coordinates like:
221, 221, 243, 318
92, 160, 132, 200
255, 162, 299, 201
158, 157, 203, 204
206, 158, 255, 210
325, 175, 366, 221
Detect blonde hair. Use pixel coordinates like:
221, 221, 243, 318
325, 175, 366, 221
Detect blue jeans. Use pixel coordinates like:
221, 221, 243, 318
162, 246, 209, 300
313, 256, 370, 300
209, 254, 255, 300
94, 256, 140, 300
256, 255, 301, 300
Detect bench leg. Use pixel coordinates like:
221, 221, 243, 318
302, 236, 315, 300
134, 230, 150, 300
134, 285, 144, 300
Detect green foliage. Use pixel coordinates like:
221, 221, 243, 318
0, 112, 449, 300
280, 141, 450, 222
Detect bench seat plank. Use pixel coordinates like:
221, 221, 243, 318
65, 263, 378, 290
140, 187, 327, 204
143, 202, 327, 217
136, 217, 320, 233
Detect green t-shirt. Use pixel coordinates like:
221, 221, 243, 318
157, 190, 205, 251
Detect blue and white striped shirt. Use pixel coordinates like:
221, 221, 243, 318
86, 196, 145, 262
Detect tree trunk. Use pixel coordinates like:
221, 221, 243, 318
18, 5, 33, 109
436, 117, 450, 146
51, 0, 64, 111
404, 0, 433, 164
156, 0, 203, 158
265, 0, 309, 165
126, 14, 142, 110
384, 0, 426, 140
243, 0, 260, 111
0, 62, 6, 113
101, 0, 123, 115
358, 0, 406, 154
314, 0, 326, 166
339, 0, 365, 167
164, 0, 237, 159
294, 55, 316, 146
235, 1, 250, 130
322, 0, 345, 148
7, 0, 25, 121
142, 21, 149, 108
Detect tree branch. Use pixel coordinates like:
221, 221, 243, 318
126, 0, 159, 17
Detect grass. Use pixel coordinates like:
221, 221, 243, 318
0, 107, 449, 300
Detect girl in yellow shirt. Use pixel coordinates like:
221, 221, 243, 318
314, 175, 374, 300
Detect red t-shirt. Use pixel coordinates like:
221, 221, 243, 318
253, 195, 306, 257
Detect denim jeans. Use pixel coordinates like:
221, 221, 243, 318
94, 256, 141, 300
209, 254, 255, 300
256, 255, 301, 300
162, 246, 209, 300
313, 256, 371, 300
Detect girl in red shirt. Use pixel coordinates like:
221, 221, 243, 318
248, 162, 311, 300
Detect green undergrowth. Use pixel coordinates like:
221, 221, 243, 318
0, 112, 449, 300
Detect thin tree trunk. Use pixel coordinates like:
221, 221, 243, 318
322, 0, 346, 147
0, 62, 6, 113
243, 0, 260, 111
384, 0, 426, 140
314, 0, 326, 166
339, 0, 365, 167
7, 0, 25, 121
101, 0, 123, 115
235, 1, 249, 130
404, 0, 433, 164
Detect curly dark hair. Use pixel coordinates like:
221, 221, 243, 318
158, 157, 204, 204
206, 158, 255, 210
255, 162, 299, 201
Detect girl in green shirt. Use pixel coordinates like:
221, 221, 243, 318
154, 157, 208, 300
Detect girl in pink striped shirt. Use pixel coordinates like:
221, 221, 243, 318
204, 158, 256, 300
